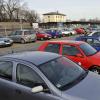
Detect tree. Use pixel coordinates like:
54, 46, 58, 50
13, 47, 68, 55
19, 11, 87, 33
0, 0, 6, 21
24, 10, 40, 26
0, 0, 41, 23
4, 0, 20, 21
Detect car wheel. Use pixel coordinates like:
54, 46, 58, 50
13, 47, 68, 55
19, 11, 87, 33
90, 66, 100, 74
54, 36, 57, 38
21, 39, 25, 44
70, 33, 72, 35
41, 38, 44, 40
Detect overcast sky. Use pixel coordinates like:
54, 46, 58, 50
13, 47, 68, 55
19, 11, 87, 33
23, 0, 100, 20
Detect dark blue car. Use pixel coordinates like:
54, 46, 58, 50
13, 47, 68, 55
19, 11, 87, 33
45, 29, 62, 38
75, 36, 100, 51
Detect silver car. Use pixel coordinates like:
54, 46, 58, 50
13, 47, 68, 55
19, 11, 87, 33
0, 36, 13, 47
9, 30, 37, 43
0, 51, 100, 100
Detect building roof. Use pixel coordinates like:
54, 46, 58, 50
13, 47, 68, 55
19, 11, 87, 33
1, 51, 60, 66
43, 12, 66, 16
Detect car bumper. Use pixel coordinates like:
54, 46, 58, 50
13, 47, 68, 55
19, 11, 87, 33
0, 42, 13, 47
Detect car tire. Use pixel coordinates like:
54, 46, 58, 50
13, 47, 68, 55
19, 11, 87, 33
90, 66, 100, 74
70, 33, 72, 35
40, 38, 44, 40
54, 36, 57, 38
21, 39, 25, 44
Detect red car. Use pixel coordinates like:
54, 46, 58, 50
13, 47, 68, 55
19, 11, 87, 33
36, 31, 51, 40
75, 28, 85, 34
38, 40, 100, 74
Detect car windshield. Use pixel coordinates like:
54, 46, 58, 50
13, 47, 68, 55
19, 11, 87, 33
80, 43, 97, 56
39, 57, 87, 91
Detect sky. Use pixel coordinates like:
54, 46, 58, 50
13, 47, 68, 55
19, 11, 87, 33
23, 0, 100, 21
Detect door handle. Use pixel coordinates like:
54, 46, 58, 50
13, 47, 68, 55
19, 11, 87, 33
15, 89, 22, 94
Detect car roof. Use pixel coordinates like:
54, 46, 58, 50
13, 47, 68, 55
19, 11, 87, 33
79, 36, 99, 39
45, 40, 85, 45
1, 51, 61, 66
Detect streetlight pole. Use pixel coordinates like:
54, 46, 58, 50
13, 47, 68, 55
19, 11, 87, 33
20, 17, 23, 30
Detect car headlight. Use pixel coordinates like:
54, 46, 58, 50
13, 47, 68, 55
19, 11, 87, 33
44, 35, 47, 37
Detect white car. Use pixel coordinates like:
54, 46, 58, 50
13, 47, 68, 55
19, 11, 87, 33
61, 29, 76, 36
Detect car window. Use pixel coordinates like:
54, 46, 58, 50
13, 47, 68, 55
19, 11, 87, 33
0, 61, 13, 80
9, 31, 17, 35
45, 43, 60, 54
15, 31, 22, 35
80, 43, 97, 56
24, 31, 31, 35
39, 57, 85, 90
92, 32, 100, 36
16, 64, 45, 88
30, 31, 35, 34
62, 45, 81, 56
92, 39, 100, 46
86, 39, 93, 44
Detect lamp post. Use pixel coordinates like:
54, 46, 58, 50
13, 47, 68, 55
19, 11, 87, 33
20, 17, 23, 30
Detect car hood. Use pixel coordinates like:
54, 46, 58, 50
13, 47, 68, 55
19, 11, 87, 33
62, 72, 100, 100
88, 51, 100, 66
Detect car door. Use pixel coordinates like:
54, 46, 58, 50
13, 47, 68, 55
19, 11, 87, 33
13, 63, 56, 100
0, 61, 14, 100
61, 44, 87, 67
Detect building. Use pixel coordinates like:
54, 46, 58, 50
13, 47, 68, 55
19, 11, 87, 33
43, 11, 66, 23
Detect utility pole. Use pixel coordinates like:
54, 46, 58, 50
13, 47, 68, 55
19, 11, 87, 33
20, 17, 23, 30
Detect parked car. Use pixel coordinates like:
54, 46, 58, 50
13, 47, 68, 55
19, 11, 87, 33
8, 30, 37, 44
61, 29, 76, 36
38, 40, 100, 74
36, 31, 52, 40
75, 28, 85, 34
0, 36, 13, 47
1, 51, 100, 100
88, 31, 100, 37
75, 36, 100, 51
45, 29, 62, 38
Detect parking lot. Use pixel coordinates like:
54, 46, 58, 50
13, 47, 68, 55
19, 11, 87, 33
0, 36, 77, 56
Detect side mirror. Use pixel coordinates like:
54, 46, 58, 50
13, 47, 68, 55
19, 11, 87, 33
76, 54, 83, 58
32, 86, 43, 93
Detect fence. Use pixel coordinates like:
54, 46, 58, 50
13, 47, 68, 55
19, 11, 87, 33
0, 22, 32, 35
